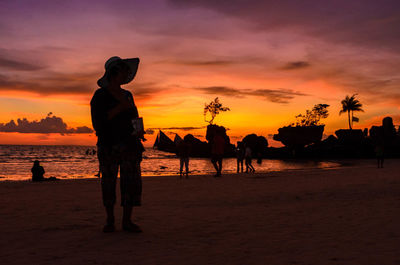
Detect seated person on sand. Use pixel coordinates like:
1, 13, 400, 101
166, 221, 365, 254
31, 160, 57, 182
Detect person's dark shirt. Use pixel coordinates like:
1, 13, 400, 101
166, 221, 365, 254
90, 87, 139, 147
236, 147, 245, 160
212, 134, 225, 155
177, 141, 190, 158
32, 165, 45, 182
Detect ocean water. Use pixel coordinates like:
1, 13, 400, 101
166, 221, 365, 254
0, 145, 341, 181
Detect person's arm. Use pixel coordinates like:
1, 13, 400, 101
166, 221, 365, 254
90, 90, 107, 135
107, 90, 135, 120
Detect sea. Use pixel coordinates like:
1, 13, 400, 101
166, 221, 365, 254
0, 145, 341, 181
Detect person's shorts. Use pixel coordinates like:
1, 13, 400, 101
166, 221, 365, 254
211, 154, 223, 163
98, 144, 142, 207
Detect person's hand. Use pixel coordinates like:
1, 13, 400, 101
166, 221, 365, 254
111, 90, 133, 110
107, 90, 133, 119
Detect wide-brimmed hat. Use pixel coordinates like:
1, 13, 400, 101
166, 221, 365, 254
97, 56, 140, 87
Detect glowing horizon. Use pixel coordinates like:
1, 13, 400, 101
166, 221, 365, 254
1, 0, 399, 147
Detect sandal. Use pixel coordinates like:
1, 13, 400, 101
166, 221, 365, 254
122, 222, 142, 233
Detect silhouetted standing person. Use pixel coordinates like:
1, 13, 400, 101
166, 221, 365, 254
211, 129, 225, 177
375, 141, 384, 168
177, 136, 191, 178
245, 146, 255, 173
91, 56, 144, 233
235, 141, 245, 173
31, 160, 45, 182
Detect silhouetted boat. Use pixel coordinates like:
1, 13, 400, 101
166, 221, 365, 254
153, 130, 176, 153
174, 134, 183, 145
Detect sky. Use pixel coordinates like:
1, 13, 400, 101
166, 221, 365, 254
0, 0, 399, 146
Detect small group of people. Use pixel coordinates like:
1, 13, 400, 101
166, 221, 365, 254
235, 142, 255, 173
209, 128, 257, 176
85, 149, 97, 155
176, 134, 257, 179
175, 129, 226, 178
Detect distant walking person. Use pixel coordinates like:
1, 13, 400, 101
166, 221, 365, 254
375, 142, 384, 168
374, 127, 385, 169
211, 128, 225, 177
235, 141, 245, 173
31, 160, 57, 182
245, 146, 255, 173
91, 56, 144, 233
177, 136, 191, 178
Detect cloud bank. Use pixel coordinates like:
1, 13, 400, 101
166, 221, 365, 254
0, 113, 93, 134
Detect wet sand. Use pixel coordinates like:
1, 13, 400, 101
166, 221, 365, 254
1, 159, 400, 265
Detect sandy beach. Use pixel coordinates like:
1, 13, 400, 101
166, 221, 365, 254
1, 159, 400, 265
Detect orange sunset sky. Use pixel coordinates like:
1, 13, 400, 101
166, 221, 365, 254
0, 0, 399, 146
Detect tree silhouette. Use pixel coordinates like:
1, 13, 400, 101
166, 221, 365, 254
203, 97, 230, 125
339, 94, 364, 130
292, 104, 330, 127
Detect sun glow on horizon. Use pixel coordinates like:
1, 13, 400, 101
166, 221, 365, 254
0, 0, 399, 145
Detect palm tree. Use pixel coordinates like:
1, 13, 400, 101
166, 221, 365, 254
339, 94, 364, 130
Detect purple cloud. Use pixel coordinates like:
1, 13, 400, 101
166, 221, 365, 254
169, 0, 400, 52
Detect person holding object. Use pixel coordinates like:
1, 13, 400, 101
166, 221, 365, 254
91, 56, 145, 233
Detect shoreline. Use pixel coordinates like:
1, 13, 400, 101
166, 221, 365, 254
0, 157, 390, 183
0, 157, 363, 183
0, 162, 344, 183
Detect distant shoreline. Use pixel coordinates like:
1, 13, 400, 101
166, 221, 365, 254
1, 159, 383, 183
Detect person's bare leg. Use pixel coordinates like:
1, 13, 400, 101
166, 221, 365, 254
103, 205, 115, 232
185, 158, 189, 178
217, 159, 222, 176
179, 158, 183, 178
212, 159, 219, 172
122, 206, 142, 232
122, 206, 132, 225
